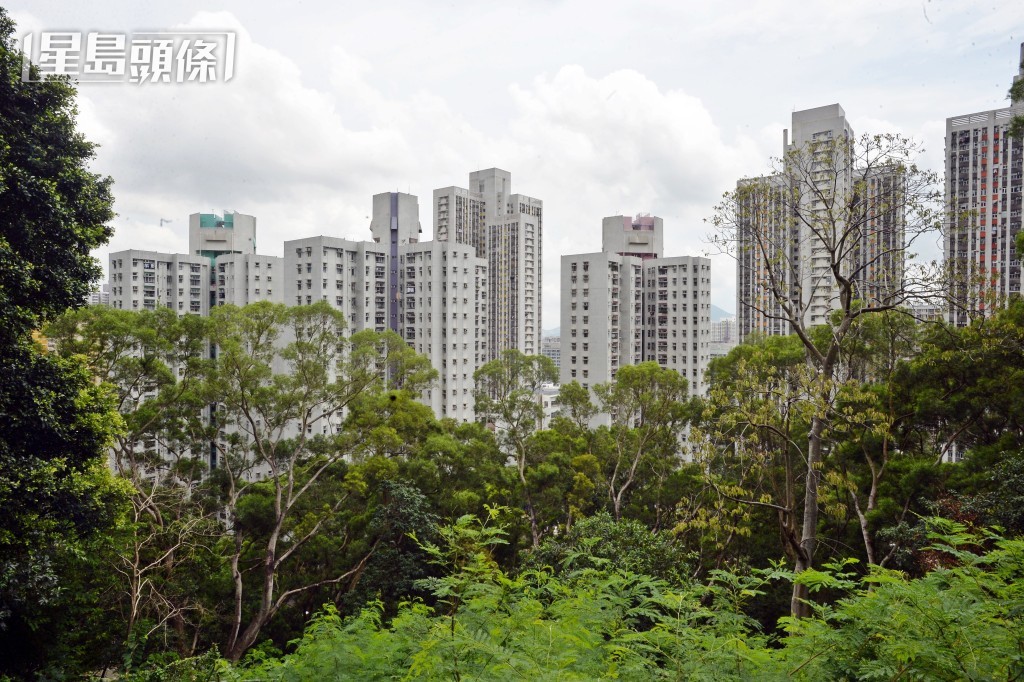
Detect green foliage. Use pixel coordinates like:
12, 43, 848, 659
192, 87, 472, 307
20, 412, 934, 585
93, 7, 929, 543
592, 362, 691, 521
896, 300, 1024, 460
0, 10, 127, 677
338, 480, 440, 617
473, 351, 557, 546
0, 10, 114, 336
781, 520, 1024, 680
234, 510, 781, 680
133, 518, 1024, 680
527, 511, 692, 584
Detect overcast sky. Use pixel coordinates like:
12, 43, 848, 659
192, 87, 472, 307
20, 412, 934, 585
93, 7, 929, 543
10, 0, 1024, 322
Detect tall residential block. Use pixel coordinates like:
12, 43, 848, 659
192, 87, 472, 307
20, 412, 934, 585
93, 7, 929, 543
283, 236, 389, 334
86, 282, 110, 306
434, 186, 487, 256
561, 252, 644, 390
189, 211, 258, 312
108, 250, 211, 315
709, 317, 739, 361
370, 192, 422, 334
213, 254, 284, 307
560, 216, 711, 400
641, 256, 712, 395
540, 336, 561, 369
398, 240, 487, 422
434, 168, 543, 359
945, 43, 1024, 325
737, 104, 906, 340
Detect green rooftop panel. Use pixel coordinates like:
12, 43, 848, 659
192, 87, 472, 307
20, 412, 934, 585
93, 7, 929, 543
198, 212, 234, 228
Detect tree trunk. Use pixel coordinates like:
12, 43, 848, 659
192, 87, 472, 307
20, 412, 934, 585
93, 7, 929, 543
226, 540, 245, 660
792, 412, 825, 619
226, 530, 278, 662
852, 492, 876, 566
517, 445, 541, 547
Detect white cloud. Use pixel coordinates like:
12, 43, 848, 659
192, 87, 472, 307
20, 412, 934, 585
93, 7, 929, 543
501, 66, 764, 317
40, 1, 1018, 326
80, 19, 762, 321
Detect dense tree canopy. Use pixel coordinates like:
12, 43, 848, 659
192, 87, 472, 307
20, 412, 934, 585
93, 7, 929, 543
0, 9, 125, 676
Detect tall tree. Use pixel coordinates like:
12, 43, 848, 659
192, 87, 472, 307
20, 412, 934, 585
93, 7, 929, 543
592, 362, 690, 521
0, 9, 125, 675
206, 302, 435, 661
708, 131, 942, 616
473, 350, 557, 547
47, 306, 218, 659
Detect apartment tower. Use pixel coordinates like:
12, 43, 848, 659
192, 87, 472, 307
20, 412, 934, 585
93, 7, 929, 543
560, 215, 711, 401
737, 104, 906, 341
945, 43, 1024, 325
434, 168, 542, 359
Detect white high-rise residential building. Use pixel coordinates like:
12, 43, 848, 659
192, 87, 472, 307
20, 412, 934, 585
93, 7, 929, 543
213, 254, 284, 307
709, 317, 739, 361
434, 168, 542, 360
108, 250, 211, 315
641, 257, 712, 396
560, 216, 711, 401
710, 317, 738, 344
370, 192, 422, 334
283, 199, 489, 424
561, 252, 644, 391
737, 104, 906, 341
283, 236, 389, 334
789, 106, 856, 331
945, 43, 1024, 326
398, 240, 487, 422
434, 186, 487, 256
190, 211, 259, 312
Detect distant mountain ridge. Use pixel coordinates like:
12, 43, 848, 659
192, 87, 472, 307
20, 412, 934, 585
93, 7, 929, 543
710, 304, 733, 321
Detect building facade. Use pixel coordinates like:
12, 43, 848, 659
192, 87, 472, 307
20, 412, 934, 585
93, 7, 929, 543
737, 104, 906, 341
434, 168, 543, 359
214, 254, 284, 307
108, 250, 211, 315
87, 282, 110, 306
602, 214, 663, 260
283, 236, 389, 334
398, 240, 487, 422
641, 256, 712, 396
370, 192, 422, 334
540, 336, 561, 369
189, 211, 257, 261
560, 251, 644, 391
709, 317, 739, 361
560, 216, 711, 400
944, 43, 1024, 326
434, 185, 487, 257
